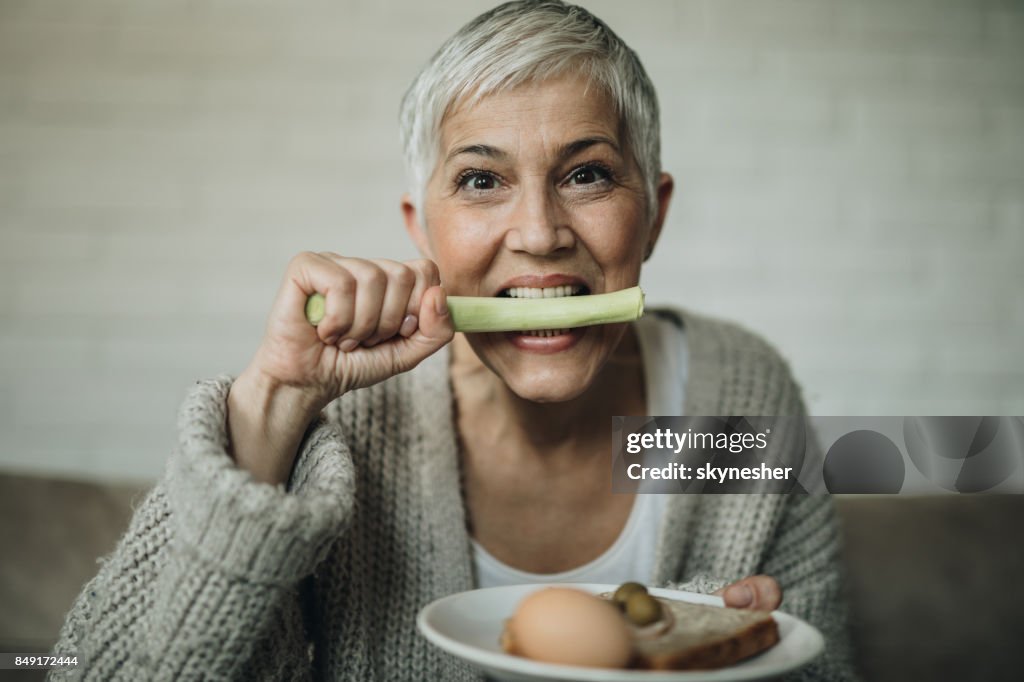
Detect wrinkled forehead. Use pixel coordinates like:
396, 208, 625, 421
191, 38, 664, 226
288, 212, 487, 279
436, 75, 625, 161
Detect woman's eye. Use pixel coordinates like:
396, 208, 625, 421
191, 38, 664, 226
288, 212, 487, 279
460, 172, 497, 191
568, 165, 609, 185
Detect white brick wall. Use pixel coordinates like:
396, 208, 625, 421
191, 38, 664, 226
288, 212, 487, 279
1, 0, 1022, 481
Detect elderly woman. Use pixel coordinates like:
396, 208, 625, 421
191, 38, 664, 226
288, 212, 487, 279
52, 1, 857, 680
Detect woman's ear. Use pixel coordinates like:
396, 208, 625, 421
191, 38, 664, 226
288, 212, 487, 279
401, 193, 434, 260
644, 172, 674, 261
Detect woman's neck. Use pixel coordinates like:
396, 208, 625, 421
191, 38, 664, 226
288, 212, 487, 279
448, 328, 646, 459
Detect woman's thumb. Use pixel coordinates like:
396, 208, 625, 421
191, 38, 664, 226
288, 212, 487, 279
418, 286, 454, 342
391, 286, 454, 371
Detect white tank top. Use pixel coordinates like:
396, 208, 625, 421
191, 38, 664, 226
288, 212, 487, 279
473, 311, 688, 588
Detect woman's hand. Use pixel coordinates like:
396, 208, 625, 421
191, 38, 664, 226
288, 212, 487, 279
228, 252, 454, 484
714, 575, 782, 611
252, 252, 453, 400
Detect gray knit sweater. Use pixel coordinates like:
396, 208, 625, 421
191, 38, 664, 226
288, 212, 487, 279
50, 308, 860, 681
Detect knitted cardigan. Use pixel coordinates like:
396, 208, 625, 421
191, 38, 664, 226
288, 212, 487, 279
50, 307, 860, 681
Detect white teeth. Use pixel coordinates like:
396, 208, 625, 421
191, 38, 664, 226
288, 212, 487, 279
505, 285, 582, 299
523, 328, 571, 337
500, 286, 582, 336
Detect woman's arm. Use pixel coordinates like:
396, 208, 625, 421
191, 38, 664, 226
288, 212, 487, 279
48, 252, 452, 679
660, 496, 858, 681
48, 377, 356, 680
760, 493, 861, 682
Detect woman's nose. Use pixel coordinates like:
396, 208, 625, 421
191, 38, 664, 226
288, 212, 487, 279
504, 186, 575, 255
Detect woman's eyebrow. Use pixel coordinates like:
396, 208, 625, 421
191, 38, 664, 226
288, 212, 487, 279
558, 136, 620, 161
445, 143, 508, 164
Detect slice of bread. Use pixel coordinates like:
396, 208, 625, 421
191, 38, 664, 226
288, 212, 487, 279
627, 597, 779, 670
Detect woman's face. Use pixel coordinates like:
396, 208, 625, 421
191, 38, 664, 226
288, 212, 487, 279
404, 74, 672, 402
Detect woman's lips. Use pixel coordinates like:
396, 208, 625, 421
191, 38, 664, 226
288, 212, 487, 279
494, 273, 590, 295
504, 327, 586, 353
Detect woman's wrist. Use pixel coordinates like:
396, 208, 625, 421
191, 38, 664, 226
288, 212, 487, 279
227, 368, 326, 485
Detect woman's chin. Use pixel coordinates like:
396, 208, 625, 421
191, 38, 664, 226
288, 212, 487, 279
465, 329, 613, 403
501, 369, 595, 404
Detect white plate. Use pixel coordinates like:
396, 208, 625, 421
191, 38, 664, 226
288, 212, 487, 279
417, 583, 824, 682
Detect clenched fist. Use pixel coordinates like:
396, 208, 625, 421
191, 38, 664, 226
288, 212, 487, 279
227, 252, 455, 484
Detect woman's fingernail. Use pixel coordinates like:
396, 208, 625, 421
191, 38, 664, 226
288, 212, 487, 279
727, 585, 753, 607
434, 288, 448, 316
339, 339, 359, 352
400, 314, 418, 337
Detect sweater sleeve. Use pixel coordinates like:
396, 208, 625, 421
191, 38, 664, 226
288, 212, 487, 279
660, 575, 730, 595
664, 496, 860, 681
764, 493, 862, 682
47, 376, 356, 681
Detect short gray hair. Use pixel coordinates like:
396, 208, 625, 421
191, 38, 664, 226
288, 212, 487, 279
399, 0, 661, 216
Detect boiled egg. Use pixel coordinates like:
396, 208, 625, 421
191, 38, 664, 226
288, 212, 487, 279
505, 587, 632, 668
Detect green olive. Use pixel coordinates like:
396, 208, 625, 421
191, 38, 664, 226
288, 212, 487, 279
612, 582, 648, 609
625, 592, 662, 626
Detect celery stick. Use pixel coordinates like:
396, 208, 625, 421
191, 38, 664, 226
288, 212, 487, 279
447, 286, 644, 332
303, 287, 645, 331
305, 292, 327, 326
